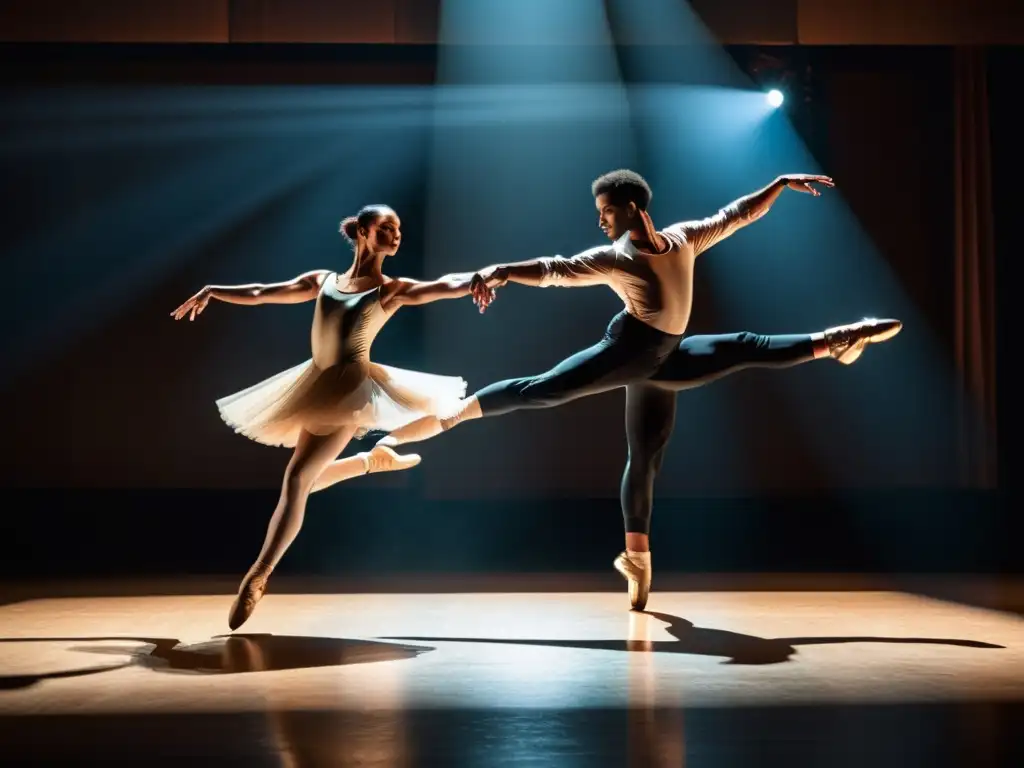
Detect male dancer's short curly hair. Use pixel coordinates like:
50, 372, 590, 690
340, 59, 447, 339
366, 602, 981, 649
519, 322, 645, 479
591, 169, 653, 211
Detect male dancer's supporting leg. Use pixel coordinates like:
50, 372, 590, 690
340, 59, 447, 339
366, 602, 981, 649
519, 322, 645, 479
613, 318, 901, 609
615, 382, 677, 611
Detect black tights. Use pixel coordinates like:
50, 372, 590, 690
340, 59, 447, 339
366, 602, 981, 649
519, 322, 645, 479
622, 332, 816, 534
475, 311, 683, 416
472, 314, 818, 536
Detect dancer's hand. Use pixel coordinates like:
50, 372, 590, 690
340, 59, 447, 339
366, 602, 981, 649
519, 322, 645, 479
171, 286, 212, 321
779, 174, 834, 196
470, 266, 507, 314
470, 275, 498, 313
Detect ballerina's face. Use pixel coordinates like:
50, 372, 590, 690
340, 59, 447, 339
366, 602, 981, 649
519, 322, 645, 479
361, 211, 402, 257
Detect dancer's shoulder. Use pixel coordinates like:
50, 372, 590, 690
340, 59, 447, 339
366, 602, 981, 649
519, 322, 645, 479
297, 269, 333, 288
657, 227, 688, 250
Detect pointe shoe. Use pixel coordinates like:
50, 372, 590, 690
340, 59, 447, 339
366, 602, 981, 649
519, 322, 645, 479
365, 444, 421, 473
228, 561, 272, 631
614, 551, 652, 612
825, 318, 903, 365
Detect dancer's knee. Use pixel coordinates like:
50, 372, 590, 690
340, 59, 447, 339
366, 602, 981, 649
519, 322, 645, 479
516, 377, 573, 409
627, 455, 665, 485
283, 464, 320, 497
694, 332, 767, 367
726, 331, 767, 352
649, 445, 669, 474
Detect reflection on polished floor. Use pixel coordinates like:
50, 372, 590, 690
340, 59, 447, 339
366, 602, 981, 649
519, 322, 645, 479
0, 576, 1022, 766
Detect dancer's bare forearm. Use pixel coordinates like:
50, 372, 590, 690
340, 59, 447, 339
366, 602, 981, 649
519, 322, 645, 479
209, 270, 329, 305
385, 273, 477, 308
171, 269, 328, 320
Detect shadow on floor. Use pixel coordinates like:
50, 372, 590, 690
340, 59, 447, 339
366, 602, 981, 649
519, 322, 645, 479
0, 634, 434, 688
382, 610, 1005, 665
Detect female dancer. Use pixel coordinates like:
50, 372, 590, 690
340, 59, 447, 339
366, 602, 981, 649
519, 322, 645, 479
172, 204, 477, 630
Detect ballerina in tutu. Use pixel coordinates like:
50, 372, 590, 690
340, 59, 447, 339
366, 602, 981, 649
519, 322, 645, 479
171, 204, 477, 629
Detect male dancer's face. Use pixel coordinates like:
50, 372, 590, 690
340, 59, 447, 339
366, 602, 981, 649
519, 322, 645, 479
595, 193, 636, 241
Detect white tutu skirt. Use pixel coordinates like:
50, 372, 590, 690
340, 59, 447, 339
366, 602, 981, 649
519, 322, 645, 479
215, 359, 468, 448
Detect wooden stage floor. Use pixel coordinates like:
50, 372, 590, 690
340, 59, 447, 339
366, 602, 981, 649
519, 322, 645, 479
1, 574, 1022, 766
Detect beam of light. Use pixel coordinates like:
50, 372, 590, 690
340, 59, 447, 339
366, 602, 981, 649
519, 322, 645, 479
0, 84, 443, 122
419, 0, 647, 501
599, 1, 784, 500
0, 86, 438, 157
604, 0, 754, 88
602, 2, 975, 493
0, 88, 444, 383
697, 102, 971, 488
0, 84, 658, 158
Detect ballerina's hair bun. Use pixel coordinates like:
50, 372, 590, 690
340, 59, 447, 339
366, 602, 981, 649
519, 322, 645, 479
340, 216, 360, 242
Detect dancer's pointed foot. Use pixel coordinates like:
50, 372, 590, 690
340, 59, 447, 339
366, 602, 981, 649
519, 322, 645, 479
825, 318, 903, 365
614, 550, 652, 611
228, 560, 273, 631
364, 444, 420, 472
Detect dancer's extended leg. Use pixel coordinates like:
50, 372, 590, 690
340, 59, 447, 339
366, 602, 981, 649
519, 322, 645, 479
310, 444, 422, 493
649, 318, 902, 391
377, 396, 483, 449
650, 331, 822, 390
379, 311, 682, 450
228, 426, 355, 630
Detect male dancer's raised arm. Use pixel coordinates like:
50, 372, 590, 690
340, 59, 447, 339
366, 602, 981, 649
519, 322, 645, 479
665, 173, 834, 257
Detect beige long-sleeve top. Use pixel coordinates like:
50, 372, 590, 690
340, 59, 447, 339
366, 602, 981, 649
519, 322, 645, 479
535, 202, 750, 336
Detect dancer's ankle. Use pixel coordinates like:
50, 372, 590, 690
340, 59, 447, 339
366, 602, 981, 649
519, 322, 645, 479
625, 532, 649, 553
246, 559, 273, 581
810, 331, 830, 359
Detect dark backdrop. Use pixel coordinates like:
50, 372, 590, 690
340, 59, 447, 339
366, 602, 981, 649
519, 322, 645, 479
0, 43, 1013, 577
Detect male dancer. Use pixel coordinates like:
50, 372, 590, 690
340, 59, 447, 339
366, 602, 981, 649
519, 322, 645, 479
364, 169, 901, 610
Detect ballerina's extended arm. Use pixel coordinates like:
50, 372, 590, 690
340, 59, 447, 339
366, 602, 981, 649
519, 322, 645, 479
170, 269, 330, 321
379, 272, 478, 309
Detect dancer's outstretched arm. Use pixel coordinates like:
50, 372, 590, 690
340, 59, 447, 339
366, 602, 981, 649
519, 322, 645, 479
475, 247, 616, 288
170, 269, 330, 321
468, 247, 618, 311
380, 273, 477, 309
667, 173, 834, 257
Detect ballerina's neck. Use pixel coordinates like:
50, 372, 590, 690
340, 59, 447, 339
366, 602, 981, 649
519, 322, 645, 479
334, 273, 388, 296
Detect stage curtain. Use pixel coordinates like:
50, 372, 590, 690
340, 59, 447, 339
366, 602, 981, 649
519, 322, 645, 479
953, 46, 998, 488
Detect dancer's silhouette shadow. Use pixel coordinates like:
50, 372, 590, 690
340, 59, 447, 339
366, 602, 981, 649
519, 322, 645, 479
382, 610, 1004, 665
0, 634, 434, 689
